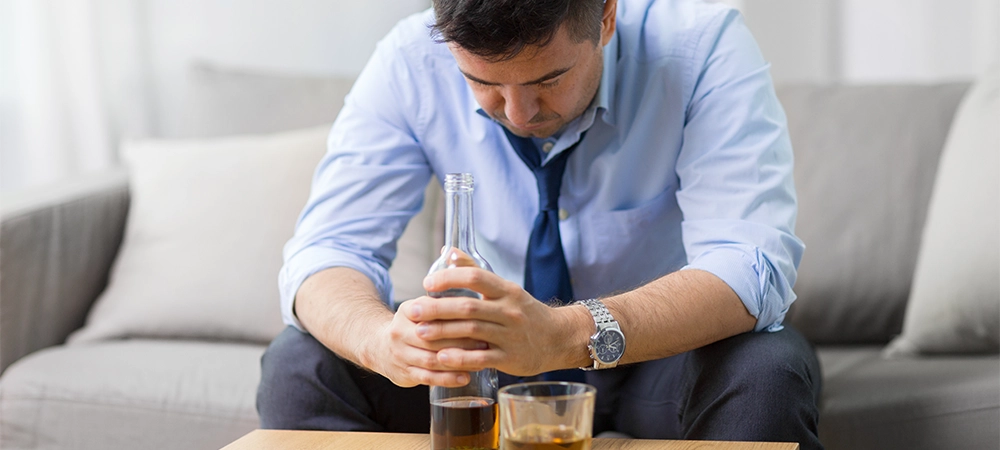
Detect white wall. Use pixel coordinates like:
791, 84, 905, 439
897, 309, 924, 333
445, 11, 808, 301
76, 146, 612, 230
840, 0, 999, 82
729, 0, 999, 84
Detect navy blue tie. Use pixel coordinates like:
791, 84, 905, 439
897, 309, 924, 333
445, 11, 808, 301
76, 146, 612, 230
503, 127, 586, 383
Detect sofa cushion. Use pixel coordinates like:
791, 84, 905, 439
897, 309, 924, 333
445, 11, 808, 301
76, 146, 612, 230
778, 83, 969, 344
0, 340, 263, 450
817, 346, 1000, 450
885, 68, 999, 356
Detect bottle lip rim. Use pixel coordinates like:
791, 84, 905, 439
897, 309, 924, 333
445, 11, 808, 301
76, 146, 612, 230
444, 172, 475, 190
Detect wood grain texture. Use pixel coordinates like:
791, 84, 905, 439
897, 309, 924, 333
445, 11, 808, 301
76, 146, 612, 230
222, 430, 799, 450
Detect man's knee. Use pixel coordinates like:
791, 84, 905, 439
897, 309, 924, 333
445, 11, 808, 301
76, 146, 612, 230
261, 326, 326, 370
682, 327, 823, 447
257, 326, 338, 429
260, 326, 325, 390
691, 327, 820, 396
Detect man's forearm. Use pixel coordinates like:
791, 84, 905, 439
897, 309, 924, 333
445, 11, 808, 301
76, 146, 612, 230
564, 269, 757, 368
295, 267, 394, 371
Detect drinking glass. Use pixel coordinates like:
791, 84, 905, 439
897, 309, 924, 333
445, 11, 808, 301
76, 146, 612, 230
498, 382, 596, 450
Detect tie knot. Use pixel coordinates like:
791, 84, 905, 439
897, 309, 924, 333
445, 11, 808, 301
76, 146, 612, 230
534, 165, 564, 211
501, 127, 582, 214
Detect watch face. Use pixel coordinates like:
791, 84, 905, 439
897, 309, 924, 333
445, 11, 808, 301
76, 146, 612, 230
593, 329, 625, 364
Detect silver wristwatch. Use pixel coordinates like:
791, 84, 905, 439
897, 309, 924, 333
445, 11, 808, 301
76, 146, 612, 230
578, 298, 625, 370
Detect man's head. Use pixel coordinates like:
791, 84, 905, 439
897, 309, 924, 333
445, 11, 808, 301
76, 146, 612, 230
432, 0, 617, 138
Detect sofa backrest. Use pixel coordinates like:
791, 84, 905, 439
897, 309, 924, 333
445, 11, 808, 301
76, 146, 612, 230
779, 83, 969, 345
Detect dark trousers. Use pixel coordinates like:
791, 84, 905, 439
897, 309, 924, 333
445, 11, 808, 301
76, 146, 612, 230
257, 326, 824, 450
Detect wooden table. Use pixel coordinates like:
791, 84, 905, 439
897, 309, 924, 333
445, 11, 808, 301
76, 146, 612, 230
222, 430, 799, 450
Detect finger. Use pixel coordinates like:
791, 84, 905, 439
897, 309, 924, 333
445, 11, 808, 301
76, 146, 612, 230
423, 267, 515, 299
398, 345, 470, 373
402, 366, 472, 388
441, 247, 477, 267
409, 337, 491, 352
396, 346, 474, 386
429, 338, 490, 351
416, 319, 504, 342
391, 307, 492, 353
437, 348, 505, 372
404, 296, 501, 322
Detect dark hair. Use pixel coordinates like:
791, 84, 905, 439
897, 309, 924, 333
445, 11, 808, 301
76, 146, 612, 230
431, 0, 605, 61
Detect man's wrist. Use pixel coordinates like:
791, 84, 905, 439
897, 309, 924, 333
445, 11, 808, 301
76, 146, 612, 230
557, 303, 597, 370
359, 323, 388, 374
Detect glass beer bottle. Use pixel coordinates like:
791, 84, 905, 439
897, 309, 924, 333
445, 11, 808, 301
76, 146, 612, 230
427, 173, 499, 450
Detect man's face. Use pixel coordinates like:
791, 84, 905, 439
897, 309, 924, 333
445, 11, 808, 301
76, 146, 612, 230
450, 22, 612, 139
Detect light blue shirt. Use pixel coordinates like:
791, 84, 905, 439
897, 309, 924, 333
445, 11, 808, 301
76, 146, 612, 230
280, 0, 803, 333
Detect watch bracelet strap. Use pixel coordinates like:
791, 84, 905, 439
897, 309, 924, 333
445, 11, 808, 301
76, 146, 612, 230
580, 298, 615, 328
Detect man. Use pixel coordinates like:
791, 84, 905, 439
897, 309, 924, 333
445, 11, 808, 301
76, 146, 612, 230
258, 0, 822, 448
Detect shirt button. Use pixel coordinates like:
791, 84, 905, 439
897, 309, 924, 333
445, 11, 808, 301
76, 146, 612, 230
541, 142, 555, 153
558, 209, 569, 221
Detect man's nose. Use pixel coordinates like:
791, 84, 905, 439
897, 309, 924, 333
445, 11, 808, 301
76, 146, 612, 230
503, 87, 540, 127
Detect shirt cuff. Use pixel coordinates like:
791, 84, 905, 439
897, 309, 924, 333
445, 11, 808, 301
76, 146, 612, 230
682, 244, 791, 332
279, 246, 394, 332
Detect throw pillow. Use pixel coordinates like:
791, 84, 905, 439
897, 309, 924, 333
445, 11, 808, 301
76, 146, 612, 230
68, 126, 329, 344
885, 67, 1000, 356
69, 125, 441, 345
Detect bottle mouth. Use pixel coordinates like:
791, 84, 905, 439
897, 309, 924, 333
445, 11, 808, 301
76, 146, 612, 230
444, 173, 475, 191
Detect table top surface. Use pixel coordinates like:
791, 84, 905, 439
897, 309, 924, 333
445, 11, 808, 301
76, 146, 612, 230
223, 430, 799, 450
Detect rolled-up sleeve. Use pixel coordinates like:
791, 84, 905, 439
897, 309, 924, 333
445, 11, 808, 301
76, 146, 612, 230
279, 24, 432, 331
675, 10, 804, 332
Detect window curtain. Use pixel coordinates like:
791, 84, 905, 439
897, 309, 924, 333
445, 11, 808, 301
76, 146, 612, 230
0, 0, 150, 192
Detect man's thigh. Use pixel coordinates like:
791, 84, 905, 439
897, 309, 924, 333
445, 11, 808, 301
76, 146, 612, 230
586, 355, 687, 439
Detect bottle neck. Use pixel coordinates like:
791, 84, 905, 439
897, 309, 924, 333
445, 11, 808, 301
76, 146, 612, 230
444, 187, 477, 253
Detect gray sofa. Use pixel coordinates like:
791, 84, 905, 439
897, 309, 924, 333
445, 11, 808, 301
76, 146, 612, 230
1, 75, 997, 450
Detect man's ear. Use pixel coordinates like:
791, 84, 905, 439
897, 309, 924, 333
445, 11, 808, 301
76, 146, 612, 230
601, 0, 617, 46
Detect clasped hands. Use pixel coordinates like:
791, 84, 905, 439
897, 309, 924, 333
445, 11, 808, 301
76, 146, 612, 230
373, 251, 578, 388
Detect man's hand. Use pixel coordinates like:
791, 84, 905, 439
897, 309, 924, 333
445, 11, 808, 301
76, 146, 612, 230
296, 267, 487, 389
398, 268, 592, 377
368, 304, 491, 388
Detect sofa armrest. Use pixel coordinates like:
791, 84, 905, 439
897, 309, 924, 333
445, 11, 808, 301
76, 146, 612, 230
0, 169, 130, 374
